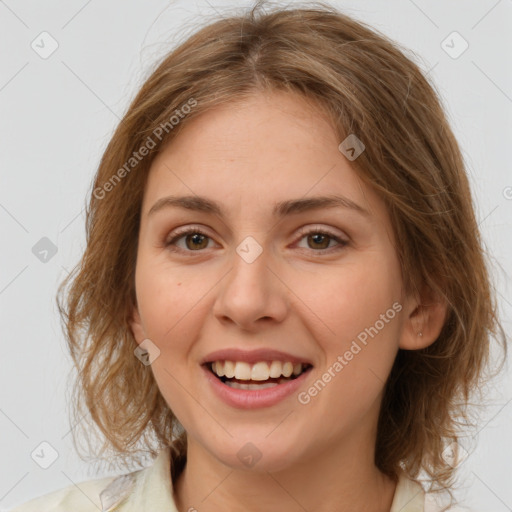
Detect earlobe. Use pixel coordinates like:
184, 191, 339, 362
129, 306, 146, 343
399, 286, 448, 351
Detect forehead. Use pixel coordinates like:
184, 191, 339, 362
142, 90, 385, 224
156, 90, 339, 165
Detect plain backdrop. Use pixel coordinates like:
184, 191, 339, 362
1, 0, 511, 510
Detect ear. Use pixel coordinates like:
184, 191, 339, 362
399, 283, 448, 350
129, 304, 147, 344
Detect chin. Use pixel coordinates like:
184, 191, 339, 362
205, 437, 304, 474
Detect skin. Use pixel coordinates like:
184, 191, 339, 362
130, 90, 447, 512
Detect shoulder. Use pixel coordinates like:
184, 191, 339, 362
7, 448, 174, 512
391, 472, 426, 511
424, 494, 477, 512
8, 474, 120, 512
392, 473, 475, 512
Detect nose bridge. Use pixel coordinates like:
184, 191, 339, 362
213, 235, 287, 327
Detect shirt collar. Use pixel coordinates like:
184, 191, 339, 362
117, 446, 425, 512
120, 447, 177, 512
390, 470, 426, 511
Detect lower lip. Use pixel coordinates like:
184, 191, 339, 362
202, 365, 312, 409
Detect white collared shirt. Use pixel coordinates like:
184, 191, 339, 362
8, 447, 448, 511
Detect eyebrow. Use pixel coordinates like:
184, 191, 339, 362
147, 194, 371, 218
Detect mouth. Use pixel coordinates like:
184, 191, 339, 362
205, 360, 314, 390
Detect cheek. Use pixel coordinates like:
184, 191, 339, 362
134, 256, 201, 343
148, 358, 203, 437
290, 251, 402, 406
134, 260, 203, 420
290, 253, 402, 343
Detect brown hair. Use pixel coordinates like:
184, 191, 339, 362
57, 0, 507, 501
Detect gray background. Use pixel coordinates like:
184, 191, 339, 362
1, 0, 511, 510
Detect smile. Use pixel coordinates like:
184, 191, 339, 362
202, 354, 313, 408
209, 360, 311, 389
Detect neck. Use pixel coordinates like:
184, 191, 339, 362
173, 428, 397, 512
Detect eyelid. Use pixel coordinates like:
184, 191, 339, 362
164, 224, 215, 246
164, 224, 349, 253
292, 225, 349, 252
294, 224, 348, 242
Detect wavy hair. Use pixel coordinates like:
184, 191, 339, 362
57, 0, 507, 502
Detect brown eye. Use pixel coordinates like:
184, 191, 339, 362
165, 228, 214, 252
184, 233, 209, 250
296, 228, 348, 253
306, 233, 332, 250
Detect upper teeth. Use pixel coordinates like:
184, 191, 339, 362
211, 361, 304, 380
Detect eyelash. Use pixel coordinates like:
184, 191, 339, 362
164, 225, 349, 255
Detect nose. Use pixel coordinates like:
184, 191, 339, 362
212, 242, 288, 331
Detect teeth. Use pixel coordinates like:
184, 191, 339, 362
213, 361, 224, 377
282, 362, 293, 377
269, 360, 282, 378
226, 381, 279, 390
234, 362, 251, 380
251, 362, 270, 381
210, 360, 306, 380
224, 360, 235, 379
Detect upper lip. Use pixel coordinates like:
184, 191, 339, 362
202, 348, 313, 366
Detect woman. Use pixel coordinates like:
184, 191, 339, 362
10, 2, 506, 511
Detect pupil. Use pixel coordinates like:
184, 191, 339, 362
187, 233, 207, 250
309, 233, 329, 249
185, 233, 330, 250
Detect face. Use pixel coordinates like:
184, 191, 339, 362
130, 90, 413, 473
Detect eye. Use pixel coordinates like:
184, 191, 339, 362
295, 226, 348, 253
165, 227, 215, 252
164, 225, 349, 254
